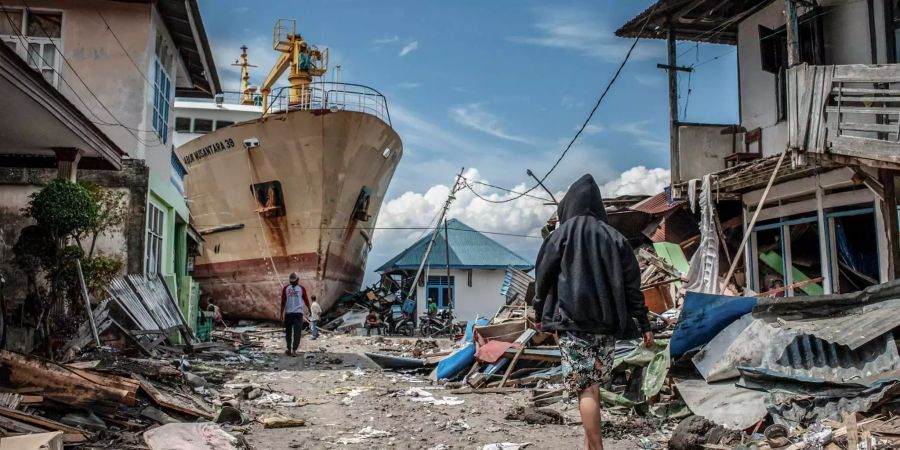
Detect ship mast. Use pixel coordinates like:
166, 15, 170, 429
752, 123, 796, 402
259, 19, 329, 112
232, 45, 258, 105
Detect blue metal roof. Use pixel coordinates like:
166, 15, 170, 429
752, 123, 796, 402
376, 219, 534, 272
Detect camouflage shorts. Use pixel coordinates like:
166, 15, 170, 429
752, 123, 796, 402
558, 331, 616, 394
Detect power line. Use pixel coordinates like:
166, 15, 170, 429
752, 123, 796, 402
96, 9, 152, 88
7, 1, 161, 146
463, 177, 553, 202
463, 1, 660, 204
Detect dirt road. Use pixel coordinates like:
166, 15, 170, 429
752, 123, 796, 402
213, 331, 649, 449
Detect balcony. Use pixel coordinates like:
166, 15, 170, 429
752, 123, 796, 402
789, 63, 900, 165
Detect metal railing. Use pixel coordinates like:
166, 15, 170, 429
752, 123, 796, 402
213, 82, 392, 127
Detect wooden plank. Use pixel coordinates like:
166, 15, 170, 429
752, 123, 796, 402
839, 122, 899, 134
0, 351, 137, 407
831, 135, 900, 163
833, 64, 900, 83
834, 96, 900, 102
499, 329, 537, 387
134, 374, 214, 420
825, 106, 900, 115
0, 406, 88, 443
502, 347, 561, 363
834, 87, 900, 96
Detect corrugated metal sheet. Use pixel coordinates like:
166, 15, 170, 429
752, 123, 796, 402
753, 281, 900, 350
738, 366, 900, 424
630, 191, 683, 215
764, 333, 900, 383
377, 219, 533, 272
500, 266, 534, 304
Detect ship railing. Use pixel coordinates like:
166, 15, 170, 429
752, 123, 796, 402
214, 83, 392, 127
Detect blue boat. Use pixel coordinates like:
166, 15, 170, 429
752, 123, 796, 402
435, 343, 476, 380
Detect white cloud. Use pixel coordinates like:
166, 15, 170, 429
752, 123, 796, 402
509, 7, 662, 62
369, 168, 556, 274
450, 103, 532, 144
599, 166, 670, 197
397, 82, 422, 89
582, 123, 604, 135
399, 41, 419, 57
373, 35, 400, 45
366, 166, 670, 280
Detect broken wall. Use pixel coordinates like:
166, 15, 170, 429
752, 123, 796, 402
0, 161, 149, 313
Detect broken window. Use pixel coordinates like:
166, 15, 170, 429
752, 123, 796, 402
759, 10, 825, 121
250, 181, 285, 217
426, 276, 455, 310
829, 208, 879, 293
753, 216, 825, 297
887, 0, 900, 62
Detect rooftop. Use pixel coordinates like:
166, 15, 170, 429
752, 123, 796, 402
616, 0, 775, 45
376, 219, 533, 272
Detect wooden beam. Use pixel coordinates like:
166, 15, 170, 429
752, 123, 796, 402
878, 169, 899, 279
0, 351, 137, 408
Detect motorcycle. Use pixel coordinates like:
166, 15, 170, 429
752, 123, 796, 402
381, 304, 416, 336
418, 309, 462, 337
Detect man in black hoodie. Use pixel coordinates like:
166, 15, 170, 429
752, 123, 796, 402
534, 174, 652, 450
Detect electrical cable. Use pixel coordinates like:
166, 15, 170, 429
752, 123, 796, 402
462, 177, 553, 202
9, 1, 162, 146
96, 9, 152, 88
462, 1, 660, 204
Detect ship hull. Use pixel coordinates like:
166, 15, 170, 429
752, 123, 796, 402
177, 109, 402, 319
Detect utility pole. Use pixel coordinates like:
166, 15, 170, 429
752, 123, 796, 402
405, 168, 465, 306
443, 218, 453, 324
658, 15, 692, 186
785, 0, 800, 67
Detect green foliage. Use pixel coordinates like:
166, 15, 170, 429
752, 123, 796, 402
80, 182, 128, 256
24, 179, 97, 240
82, 254, 124, 298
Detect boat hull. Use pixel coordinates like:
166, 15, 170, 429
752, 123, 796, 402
177, 109, 402, 319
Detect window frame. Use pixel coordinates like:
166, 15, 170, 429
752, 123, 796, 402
193, 118, 213, 134
426, 275, 455, 310
0, 8, 63, 88
151, 31, 174, 145
145, 201, 166, 277
174, 116, 192, 133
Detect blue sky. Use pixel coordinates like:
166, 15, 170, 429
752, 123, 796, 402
197, 0, 740, 279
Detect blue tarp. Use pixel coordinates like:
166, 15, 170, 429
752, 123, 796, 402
670, 291, 757, 357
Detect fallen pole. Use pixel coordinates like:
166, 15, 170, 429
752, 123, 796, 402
75, 260, 101, 348
721, 150, 787, 293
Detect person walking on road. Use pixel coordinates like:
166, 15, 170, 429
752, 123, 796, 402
533, 174, 653, 450
280, 272, 310, 356
309, 295, 322, 339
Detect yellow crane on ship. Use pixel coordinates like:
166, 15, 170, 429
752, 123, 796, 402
234, 19, 329, 112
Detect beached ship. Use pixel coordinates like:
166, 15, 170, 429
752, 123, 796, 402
174, 21, 402, 319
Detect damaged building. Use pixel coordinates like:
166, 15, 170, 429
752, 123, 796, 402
0, 0, 219, 347
617, 0, 900, 296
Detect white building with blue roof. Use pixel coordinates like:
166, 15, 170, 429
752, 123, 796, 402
376, 219, 533, 322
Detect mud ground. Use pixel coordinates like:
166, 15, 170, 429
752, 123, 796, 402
211, 329, 654, 449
